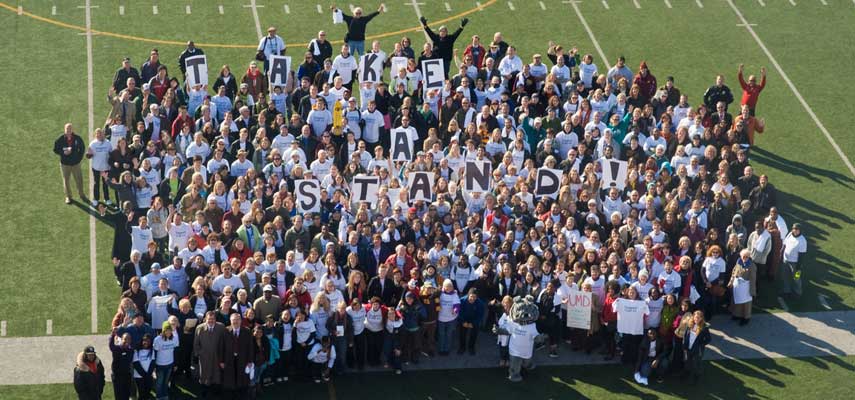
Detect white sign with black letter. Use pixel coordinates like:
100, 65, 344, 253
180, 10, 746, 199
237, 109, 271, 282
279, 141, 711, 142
184, 55, 208, 87
408, 172, 434, 203
534, 168, 563, 199
295, 179, 321, 213
389, 56, 409, 81
421, 59, 444, 91
600, 159, 628, 191
268, 55, 291, 87
358, 53, 384, 83
465, 160, 492, 193
351, 175, 380, 205
391, 128, 414, 162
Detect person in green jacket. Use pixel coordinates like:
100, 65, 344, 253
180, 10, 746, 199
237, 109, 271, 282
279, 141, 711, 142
519, 114, 546, 153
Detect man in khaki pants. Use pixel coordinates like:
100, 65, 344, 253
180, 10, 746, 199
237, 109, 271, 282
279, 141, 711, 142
53, 122, 88, 205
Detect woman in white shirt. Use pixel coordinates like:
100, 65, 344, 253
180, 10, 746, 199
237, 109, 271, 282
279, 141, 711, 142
701, 245, 726, 319
152, 321, 179, 399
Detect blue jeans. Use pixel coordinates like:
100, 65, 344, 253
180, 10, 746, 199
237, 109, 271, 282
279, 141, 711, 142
437, 320, 456, 353
155, 364, 172, 400
347, 40, 365, 57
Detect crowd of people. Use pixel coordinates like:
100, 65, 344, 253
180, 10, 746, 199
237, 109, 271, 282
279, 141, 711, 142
62, 5, 813, 400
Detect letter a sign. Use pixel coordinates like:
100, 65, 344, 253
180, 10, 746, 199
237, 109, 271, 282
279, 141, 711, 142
268, 55, 291, 87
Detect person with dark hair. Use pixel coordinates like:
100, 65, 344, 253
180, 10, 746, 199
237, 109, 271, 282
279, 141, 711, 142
74, 345, 106, 400
108, 332, 134, 400
419, 16, 469, 77
457, 288, 485, 355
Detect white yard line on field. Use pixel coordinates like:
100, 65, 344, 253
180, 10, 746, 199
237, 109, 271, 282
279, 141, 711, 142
46, 320, 53, 335
696, 0, 704, 8
567, 0, 611, 70
789, 0, 796, 6
1, 321, 6, 337
218, 5, 224, 14
284, 4, 290, 14
52, 5, 57, 15
664, 0, 672, 8
185, 4, 191, 14
727, 0, 855, 177
819, 0, 827, 5
633, 0, 641, 9
757, 0, 765, 6
508, 1, 515, 11
119, 5, 124, 15
539, 1, 546, 10
152, 4, 158, 15
81, 0, 99, 334
407, 1, 431, 42
602, 1, 610, 10
245, 1, 264, 39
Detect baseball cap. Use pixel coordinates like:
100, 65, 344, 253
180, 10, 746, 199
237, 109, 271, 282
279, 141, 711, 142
263, 284, 274, 292
84, 345, 96, 354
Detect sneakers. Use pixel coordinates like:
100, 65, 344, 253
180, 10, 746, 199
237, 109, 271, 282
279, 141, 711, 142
395, 369, 402, 375
314, 379, 321, 384
90, 200, 99, 207
548, 351, 559, 358
65, 197, 72, 205
633, 372, 649, 386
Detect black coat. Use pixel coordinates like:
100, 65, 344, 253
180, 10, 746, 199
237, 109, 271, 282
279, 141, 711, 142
367, 277, 396, 306
73, 354, 105, 400
222, 327, 255, 390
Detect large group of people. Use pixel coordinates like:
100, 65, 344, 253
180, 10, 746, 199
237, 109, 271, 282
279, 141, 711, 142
62, 5, 813, 400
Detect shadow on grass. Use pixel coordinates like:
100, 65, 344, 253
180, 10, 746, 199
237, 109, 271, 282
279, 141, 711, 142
751, 146, 855, 190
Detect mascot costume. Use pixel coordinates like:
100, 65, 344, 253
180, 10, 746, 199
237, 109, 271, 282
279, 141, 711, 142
495, 295, 542, 382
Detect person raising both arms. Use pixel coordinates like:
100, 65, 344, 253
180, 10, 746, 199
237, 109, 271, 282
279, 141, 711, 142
737, 63, 766, 116
331, 3, 385, 57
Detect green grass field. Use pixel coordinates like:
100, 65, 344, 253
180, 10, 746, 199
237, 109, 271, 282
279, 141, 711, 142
3, 355, 855, 399
1, 0, 852, 338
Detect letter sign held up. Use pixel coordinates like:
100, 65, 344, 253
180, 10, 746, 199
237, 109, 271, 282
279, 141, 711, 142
465, 160, 492, 193
268, 55, 291, 87
408, 172, 434, 203
534, 168, 563, 199
391, 128, 414, 162
184, 55, 208, 87
295, 179, 321, 213
421, 59, 444, 91
351, 175, 380, 204
359, 54, 382, 83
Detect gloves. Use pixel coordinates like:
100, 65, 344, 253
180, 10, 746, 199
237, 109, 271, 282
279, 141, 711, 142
419, 16, 427, 25
461, 18, 469, 27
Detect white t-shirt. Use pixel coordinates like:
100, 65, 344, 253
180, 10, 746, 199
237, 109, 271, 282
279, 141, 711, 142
89, 139, 113, 171
505, 320, 539, 359
645, 297, 664, 329
613, 298, 649, 335
579, 62, 598, 88
782, 233, 807, 263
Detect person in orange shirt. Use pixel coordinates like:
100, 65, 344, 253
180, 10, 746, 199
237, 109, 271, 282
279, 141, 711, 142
732, 104, 765, 145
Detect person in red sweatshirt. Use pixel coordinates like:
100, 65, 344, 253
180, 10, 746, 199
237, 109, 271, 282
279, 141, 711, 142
633, 61, 658, 102
737, 63, 767, 116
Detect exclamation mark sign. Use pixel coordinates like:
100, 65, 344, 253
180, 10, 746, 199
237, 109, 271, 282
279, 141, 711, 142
610, 161, 620, 187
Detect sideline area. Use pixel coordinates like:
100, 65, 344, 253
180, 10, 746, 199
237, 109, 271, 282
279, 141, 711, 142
1, 310, 853, 385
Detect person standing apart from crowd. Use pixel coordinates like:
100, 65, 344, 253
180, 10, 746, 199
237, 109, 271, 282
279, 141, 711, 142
737, 64, 766, 116
781, 223, 807, 298
728, 249, 756, 326
682, 311, 711, 383
74, 345, 106, 400
55, 123, 88, 205
420, 16, 469, 78
257, 27, 286, 73
332, 4, 385, 57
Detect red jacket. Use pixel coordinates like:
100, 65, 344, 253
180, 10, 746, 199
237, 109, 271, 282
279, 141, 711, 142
602, 294, 618, 323
171, 114, 195, 138
385, 254, 418, 279
738, 71, 766, 109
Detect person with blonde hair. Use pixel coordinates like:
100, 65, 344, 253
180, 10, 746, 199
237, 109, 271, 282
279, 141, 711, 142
682, 310, 711, 383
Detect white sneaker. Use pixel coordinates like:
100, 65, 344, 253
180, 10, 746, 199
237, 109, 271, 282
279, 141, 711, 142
104, 200, 114, 206
640, 377, 649, 386
634, 372, 643, 384
90, 200, 99, 207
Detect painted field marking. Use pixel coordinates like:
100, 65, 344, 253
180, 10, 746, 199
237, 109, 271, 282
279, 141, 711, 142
284, 4, 290, 13
665, 0, 672, 8
818, 294, 832, 310
51, 5, 56, 15
567, 0, 610, 70
185, 5, 191, 14
245, 1, 264, 39
218, 4, 224, 14
82, 0, 98, 334
737, 23, 757, 27
1, 321, 6, 336
445, 2, 451, 11
789, 0, 796, 6
633, 0, 641, 8
119, 5, 124, 15
602, 0, 609, 10
476, 1, 484, 10
696, 0, 704, 8
17, 4, 21, 14
727, 0, 855, 177
820, 0, 827, 5
508, 1, 515, 11
46, 320, 53, 335
407, 0, 431, 41
152, 5, 158, 15
317, 4, 323, 13
539, 1, 546, 10
757, 0, 765, 6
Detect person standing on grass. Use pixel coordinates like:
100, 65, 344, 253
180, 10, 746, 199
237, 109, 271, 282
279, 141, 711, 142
331, 4, 385, 57
108, 332, 134, 400
74, 345, 105, 400
738, 64, 766, 116
87, 128, 113, 209
257, 26, 286, 73
781, 223, 807, 298
702, 74, 734, 111
54, 123, 88, 205
420, 16, 470, 78
152, 321, 179, 400
682, 310, 711, 383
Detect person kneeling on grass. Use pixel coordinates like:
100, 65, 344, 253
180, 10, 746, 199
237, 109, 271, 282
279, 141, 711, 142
308, 336, 336, 383
634, 328, 669, 386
